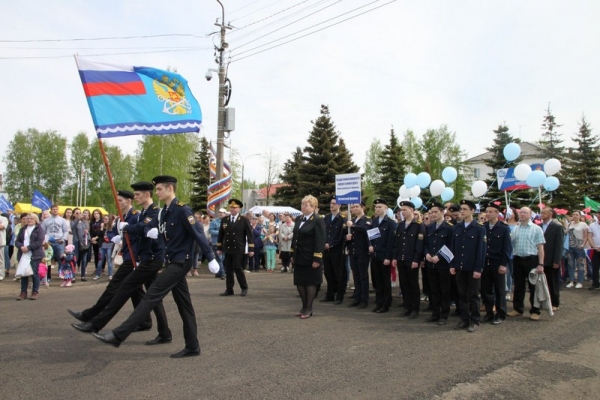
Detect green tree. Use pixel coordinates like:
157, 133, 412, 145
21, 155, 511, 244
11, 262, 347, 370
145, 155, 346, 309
274, 147, 304, 207
564, 116, 600, 207
483, 124, 522, 205
3, 128, 69, 203
376, 128, 408, 207
362, 138, 383, 213
188, 136, 211, 212
401, 129, 419, 172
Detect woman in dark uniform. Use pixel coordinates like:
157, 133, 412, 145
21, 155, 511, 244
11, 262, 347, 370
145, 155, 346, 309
291, 195, 326, 319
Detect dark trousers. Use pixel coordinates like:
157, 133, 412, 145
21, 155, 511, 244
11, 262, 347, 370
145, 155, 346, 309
90, 259, 171, 338
113, 260, 198, 349
370, 256, 392, 308
421, 267, 430, 296
81, 260, 151, 328
397, 260, 420, 312
544, 264, 561, 307
513, 256, 540, 315
455, 270, 481, 324
592, 252, 600, 286
224, 253, 248, 293
481, 264, 507, 319
323, 246, 346, 301
427, 267, 451, 319
349, 253, 370, 303
450, 274, 460, 312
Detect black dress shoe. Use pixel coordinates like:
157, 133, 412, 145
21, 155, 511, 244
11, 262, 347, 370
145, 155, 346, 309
320, 298, 334, 302
372, 306, 382, 312
67, 309, 88, 322
357, 302, 368, 309
220, 291, 234, 296
425, 316, 439, 323
241, 289, 248, 296
92, 331, 121, 347
72, 322, 98, 333
348, 300, 360, 307
333, 300, 343, 305
408, 311, 419, 319
492, 317, 504, 325
170, 347, 200, 358
454, 321, 469, 330
402, 309, 412, 316
375, 307, 389, 314
80, 277, 87, 282
134, 324, 152, 332
145, 335, 173, 345
437, 318, 447, 326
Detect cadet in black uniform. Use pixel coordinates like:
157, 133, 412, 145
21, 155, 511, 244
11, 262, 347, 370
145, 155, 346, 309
71, 182, 172, 345
369, 199, 397, 313
321, 196, 346, 304
93, 176, 218, 358
217, 198, 253, 296
450, 199, 486, 333
67, 190, 152, 331
392, 201, 425, 319
345, 202, 371, 309
423, 202, 453, 325
481, 201, 512, 325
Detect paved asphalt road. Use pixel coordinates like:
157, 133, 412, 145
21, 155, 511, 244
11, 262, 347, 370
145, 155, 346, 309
1, 266, 599, 400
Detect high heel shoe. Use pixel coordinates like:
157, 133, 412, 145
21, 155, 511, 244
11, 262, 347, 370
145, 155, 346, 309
300, 312, 313, 319
295, 311, 305, 317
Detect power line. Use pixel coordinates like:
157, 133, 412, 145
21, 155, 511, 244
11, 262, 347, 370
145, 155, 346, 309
231, 0, 396, 63
229, 0, 285, 23
1, 45, 212, 50
0, 33, 206, 43
0, 47, 206, 60
232, 0, 311, 31
227, 0, 265, 16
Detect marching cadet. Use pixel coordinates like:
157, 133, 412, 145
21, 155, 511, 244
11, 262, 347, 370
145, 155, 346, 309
217, 198, 254, 297
423, 202, 453, 325
481, 201, 512, 325
93, 176, 219, 358
450, 199, 486, 333
392, 201, 425, 319
321, 196, 346, 304
345, 202, 371, 309
369, 199, 397, 313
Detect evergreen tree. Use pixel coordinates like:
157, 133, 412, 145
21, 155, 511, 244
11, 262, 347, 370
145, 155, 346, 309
362, 138, 383, 213
483, 124, 522, 205
188, 136, 211, 213
565, 116, 600, 207
274, 147, 304, 207
375, 128, 408, 207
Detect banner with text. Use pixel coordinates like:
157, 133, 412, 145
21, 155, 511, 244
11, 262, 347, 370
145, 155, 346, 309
497, 163, 544, 191
335, 173, 361, 204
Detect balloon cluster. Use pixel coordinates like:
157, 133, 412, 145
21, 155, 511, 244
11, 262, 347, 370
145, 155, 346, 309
397, 167, 458, 209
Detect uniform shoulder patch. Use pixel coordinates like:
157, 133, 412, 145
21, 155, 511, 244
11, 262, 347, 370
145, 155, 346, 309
131, 210, 139, 215
447, 221, 454, 226
416, 221, 422, 224
418, 233, 424, 240
188, 215, 195, 224
152, 206, 159, 210
177, 201, 186, 207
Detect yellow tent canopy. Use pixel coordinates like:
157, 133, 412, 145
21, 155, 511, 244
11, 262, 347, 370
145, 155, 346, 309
13, 203, 109, 216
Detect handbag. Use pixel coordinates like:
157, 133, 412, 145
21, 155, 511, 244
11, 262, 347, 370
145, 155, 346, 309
38, 263, 48, 279
16, 252, 34, 278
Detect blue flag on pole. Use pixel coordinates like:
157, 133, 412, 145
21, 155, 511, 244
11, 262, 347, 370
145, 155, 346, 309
0, 195, 13, 212
32, 190, 52, 211
75, 56, 202, 139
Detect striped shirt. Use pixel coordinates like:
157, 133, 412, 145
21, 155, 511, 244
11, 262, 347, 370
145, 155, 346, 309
511, 220, 545, 257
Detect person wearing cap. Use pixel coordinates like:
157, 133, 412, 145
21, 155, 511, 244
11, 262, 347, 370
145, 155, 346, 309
392, 201, 425, 319
208, 208, 227, 279
345, 201, 371, 309
369, 199, 397, 313
423, 202, 454, 325
68, 190, 153, 331
93, 175, 219, 358
450, 199, 487, 332
481, 201, 512, 325
72, 182, 172, 346
320, 195, 346, 303
217, 198, 254, 296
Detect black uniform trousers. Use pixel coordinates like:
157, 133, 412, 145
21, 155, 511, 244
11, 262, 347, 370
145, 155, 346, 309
371, 256, 392, 309
543, 264, 561, 308
223, 253, 248, 293
113, 260, 198, 349
450, 274, 461, 313
89, 259, 171, 338
591, 252, 600, 287
397, 261, 420, 312
81, 260, 151, 328
349, 253, 370, 304
323, 246, 346, 301
513, 255, 539, 315
427, 267, 451, 319
481, 263, 507, 319
455, 270, 481, 324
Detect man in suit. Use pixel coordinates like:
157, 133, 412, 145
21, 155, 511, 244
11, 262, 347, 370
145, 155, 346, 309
345, 202, 371, 309
540, 207, 564, 310
369, 199, 397, 313
321, 196, 346, 304
217, 198, 254, 296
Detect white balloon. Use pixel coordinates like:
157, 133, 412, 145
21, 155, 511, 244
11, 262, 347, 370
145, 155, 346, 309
471, 180, 488, 198
430, 180, 446, 197
544, 158, 562, 176
410, 186, 421, 198
514, 163, 532, 181
399, 185, 411, 198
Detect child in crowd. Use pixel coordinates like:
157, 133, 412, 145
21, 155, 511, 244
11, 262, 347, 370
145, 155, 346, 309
41, 242, 53, 287
263, 225, 278, 273
59, 244, 77, 287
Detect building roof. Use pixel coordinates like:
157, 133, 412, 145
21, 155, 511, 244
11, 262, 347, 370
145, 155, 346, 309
466, 141, 545, 163
252, 183, 288, 199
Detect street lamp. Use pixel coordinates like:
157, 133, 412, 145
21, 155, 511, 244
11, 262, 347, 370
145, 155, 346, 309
233, 152, 260, 211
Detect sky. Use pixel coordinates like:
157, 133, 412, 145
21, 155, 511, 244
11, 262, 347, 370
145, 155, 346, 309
2, 0, 599, 186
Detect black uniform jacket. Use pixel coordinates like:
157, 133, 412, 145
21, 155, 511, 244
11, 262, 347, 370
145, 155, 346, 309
424, 220, 453, 269
484, 221, 512, 268
217, 213, 254, 255
291, 213, 326, 266
370, 215, 397, 261
450, 221, 486, 273
393, 220, 425, 264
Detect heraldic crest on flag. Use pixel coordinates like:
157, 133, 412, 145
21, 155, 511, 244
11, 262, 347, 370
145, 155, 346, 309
75, 56, 202, 138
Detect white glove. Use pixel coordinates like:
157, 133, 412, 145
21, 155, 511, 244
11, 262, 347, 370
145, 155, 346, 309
208, 259, 220, 274
146, 228, 159, 239
111, 235, 122, 244
118, 222, 128, 232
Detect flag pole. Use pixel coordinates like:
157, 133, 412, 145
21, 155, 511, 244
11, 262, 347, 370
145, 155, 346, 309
97, 138, 137, 265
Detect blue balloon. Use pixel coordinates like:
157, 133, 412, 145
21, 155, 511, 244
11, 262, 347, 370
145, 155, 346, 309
442, 167, 458, 184
410, 197, 423, 209
440, 187, 455, 202
404, 173, 418, 189
526, 170, 546, 188
503, 142, 521, 162
416, 172, 431, 189
543, 176, 560, 191
386, 208, 394, 219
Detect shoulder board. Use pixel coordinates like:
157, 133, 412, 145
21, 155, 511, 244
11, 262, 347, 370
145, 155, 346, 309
478, 222, 484, 225
177, 201, 186, 207
446, 222, 453, 226
131, 210, 139, 215
152, 206, 159, 210
416, 221, 422, 224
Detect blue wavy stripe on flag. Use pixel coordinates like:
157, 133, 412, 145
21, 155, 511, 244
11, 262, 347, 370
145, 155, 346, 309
336, 191, 361, 204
